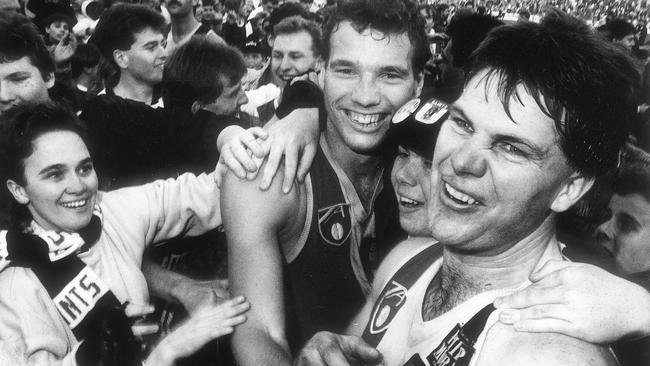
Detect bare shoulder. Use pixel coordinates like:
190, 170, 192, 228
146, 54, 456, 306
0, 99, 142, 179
476, 320, 616, 366
221, 161, 303, 221
372, 238, 439, 296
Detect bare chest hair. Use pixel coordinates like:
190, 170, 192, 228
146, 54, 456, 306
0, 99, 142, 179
421, 264, 482, 321
352, 173, 382, 212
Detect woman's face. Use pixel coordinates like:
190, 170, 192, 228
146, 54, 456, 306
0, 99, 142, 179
391, 145, 432, 237
8, 130, 98, 232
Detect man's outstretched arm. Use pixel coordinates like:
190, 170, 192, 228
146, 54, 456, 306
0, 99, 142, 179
221, 165, 303, 366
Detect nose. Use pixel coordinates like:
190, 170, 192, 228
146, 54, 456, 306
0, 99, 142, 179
66, 173, 88, 194
394, 159, 417, 187
595, 218, 615, 250
350, 74, 381, 107
0, 81, 15, 105
238, 90, 249, 107
450, 140, 487, 178
279, 55, 292, 72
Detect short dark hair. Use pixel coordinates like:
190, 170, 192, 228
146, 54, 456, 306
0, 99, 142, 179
613, 145, 650, 203
445, 13, 502, 68
71, 43, 101, 79
90, 3, 166, 70
273, 15, 322, 57
0, 103, 90, 187
465, 9, 639, 178
605, 18, 636, 41
162, 37, 247, 110
0, 12, 55, 81
266, 2, 311, 36
322, 0, 430, 77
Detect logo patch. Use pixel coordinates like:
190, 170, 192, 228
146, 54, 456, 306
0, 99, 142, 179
369, 280, 408, 334
393, 98, 421, 124
318, 203, 351, 246
415, 98, 448, 125
426, 324, 475, 366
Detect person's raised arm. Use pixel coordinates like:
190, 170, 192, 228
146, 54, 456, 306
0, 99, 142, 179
494, 260, 650, 343
221, 162, 302, 366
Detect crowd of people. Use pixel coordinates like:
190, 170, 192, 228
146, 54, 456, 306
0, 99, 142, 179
0, 0, 650, 365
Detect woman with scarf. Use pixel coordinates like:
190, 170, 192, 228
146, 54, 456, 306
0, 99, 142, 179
0, 103, 249, 365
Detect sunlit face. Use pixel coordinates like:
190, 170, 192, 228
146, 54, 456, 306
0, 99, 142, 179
0, 56, 53, 115
391, 145, 432, 237
119, 27, 167, 85
165, 0, 194, 17
45, 21, 69, 43
596, 193, 650, 274
321, 21, 422, 155
271, 31, 320, 88
202, 76, 248, 116
614, 34, 635, 51
8, 131, 98, 232
428, 70, 579, 254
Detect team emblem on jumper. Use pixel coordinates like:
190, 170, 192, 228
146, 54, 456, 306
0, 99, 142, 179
392, 98, 421, 123
318, 203, 352, 246
369, 280, 408, 334
415, 98, 448, 125
425, 324, 475, 366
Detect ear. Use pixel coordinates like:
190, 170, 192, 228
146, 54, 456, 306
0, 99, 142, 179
414, 71, 424, 98
43, 72, 55, 89
113, 49, 129, 69
6, 180, 29, 205
191, 101, 202, 114
549, 173, 594, 213
267, 34, 274, 48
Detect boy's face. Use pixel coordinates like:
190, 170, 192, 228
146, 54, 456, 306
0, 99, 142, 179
118, 27, 167, 85
244, 52, 263, 69
45, 20, 69, 43
0, 56, 53, 115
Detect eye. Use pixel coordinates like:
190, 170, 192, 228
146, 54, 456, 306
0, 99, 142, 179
451, 117, 473, 133
78, 162, 95, 176
423, 159, 433, 169
499, 142, 524, 156
46, 170, 63, 181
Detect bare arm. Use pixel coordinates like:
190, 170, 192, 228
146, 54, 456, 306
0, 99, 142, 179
221, 164, 301, 366
494, 260, 650, 343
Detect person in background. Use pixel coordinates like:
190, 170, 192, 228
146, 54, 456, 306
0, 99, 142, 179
90, 3, 167, 106
164, 0, 225, 54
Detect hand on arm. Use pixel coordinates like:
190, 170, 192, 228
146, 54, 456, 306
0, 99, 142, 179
142, 259, 230, 316
494, 260, 650, 343
294, 332, 382, 366
145, 296, 249, 366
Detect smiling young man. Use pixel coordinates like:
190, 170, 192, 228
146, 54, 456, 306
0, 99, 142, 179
221, 0, 428, 365
295, 10, 640, 366
91, 3, 167, 106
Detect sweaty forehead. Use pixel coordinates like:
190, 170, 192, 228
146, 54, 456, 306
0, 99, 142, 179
327, 21, 414, 73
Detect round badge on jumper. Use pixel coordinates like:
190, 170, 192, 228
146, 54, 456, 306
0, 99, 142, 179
392, 98, 421, 124
415, 98, 448, 124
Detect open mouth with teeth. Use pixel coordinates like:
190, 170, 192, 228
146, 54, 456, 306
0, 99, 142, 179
345, 111, 388, 128
444, 182, 480, 206
60, 199, 88, 209
399, 195, 424, 208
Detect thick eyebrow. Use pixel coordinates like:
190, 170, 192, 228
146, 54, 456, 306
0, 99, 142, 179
328, 59, 356, 69
449, 104, 548, 159
38, 163, 65, 176
38, 157, 92, 176
143, 40, 160, 48
379, 65, 410, 77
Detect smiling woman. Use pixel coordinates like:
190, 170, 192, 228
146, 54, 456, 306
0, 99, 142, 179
0, 103, 249, 365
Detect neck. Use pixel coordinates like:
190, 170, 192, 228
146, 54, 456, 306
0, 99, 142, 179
113, 74, 154, 104
423, 215, 559, 320
171, 13, 200, 39
323, 121, 383, 183
443, 214, 558, 292
76, 74, 93, 90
